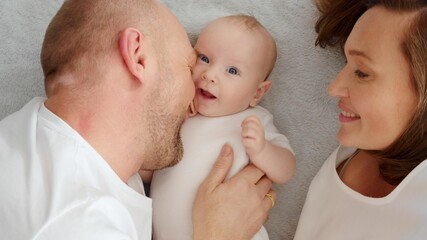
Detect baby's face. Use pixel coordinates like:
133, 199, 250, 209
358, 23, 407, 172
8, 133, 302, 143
192, 19, 271, 117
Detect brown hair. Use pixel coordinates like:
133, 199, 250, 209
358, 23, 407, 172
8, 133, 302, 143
223, 14, 277, 80
40, 0, 159, 96
314, 0, 427, 184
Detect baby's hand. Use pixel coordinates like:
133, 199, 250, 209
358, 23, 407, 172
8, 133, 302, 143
241, 116, 266, 160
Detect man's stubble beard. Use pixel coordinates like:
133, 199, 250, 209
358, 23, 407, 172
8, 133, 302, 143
141, 72, 186, 170
145, 104, 185, 170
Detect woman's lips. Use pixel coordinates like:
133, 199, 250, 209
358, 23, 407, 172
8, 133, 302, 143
339, 110, 361, 123
337, 103, 360, 123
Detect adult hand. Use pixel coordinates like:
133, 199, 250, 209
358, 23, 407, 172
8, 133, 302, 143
192, 144, 275, 240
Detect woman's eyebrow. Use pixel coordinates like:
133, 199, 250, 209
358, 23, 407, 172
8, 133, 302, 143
348, 49, 373, 62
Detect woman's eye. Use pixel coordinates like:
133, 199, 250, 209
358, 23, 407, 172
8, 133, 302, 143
354, 70, 368, 79
226, 67, 239, 75
198, 55, 209, 63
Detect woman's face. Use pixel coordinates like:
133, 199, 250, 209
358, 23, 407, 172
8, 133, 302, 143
328, 6, 418, 150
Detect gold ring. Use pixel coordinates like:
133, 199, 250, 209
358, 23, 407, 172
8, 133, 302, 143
265, 193, 275, 207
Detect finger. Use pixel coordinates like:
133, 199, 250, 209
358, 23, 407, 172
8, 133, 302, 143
263, 190, 277, 211
242, 124, 260, 137
241, 116, 257, 129
242, 139, 258, 155
241, 137, 254, 147
230, 164, 265, 185
203, 144, 234, 191
242, 127, 257, 139
241, 119, 257, 130
243, 115, 260, 123
242, 120, 263, 134
255, 176, 273, 195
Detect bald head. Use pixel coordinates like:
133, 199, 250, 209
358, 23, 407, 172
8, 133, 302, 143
41, 0, 163, 95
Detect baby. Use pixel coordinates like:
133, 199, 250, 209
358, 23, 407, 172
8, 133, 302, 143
150, 15, 296, 240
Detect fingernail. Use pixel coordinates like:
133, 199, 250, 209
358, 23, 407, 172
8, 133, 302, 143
220, 144, 232, 157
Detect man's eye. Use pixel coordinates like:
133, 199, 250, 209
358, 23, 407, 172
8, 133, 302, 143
198, 54, 209, 63
226, 67, 239, 75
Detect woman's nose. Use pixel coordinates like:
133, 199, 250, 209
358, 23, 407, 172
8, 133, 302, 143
328, 67, 349, 98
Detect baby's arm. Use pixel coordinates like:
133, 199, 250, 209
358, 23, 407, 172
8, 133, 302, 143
241, 116, 296, 184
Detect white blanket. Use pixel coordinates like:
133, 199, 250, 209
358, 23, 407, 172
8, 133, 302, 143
0, 0, 344, 239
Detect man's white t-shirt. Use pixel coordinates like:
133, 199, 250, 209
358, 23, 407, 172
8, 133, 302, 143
151, 106, 294, 240
294, 146, 427, 240
0, 98, 152, 240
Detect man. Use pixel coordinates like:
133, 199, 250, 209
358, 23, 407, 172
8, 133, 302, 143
0, 0, 275, 239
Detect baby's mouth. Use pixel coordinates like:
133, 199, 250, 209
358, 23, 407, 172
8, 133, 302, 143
200, 89, 217, 99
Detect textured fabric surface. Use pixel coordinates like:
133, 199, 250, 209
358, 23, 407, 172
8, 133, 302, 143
0, 0, 344, 239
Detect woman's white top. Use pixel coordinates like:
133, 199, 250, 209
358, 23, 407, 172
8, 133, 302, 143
294, 146, 427, 240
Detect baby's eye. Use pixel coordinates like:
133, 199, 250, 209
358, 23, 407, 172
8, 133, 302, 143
226, 67, 239, 75
198, 54, 209, 64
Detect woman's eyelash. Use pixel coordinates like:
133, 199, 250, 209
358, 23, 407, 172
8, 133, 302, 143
354, 70, 369, 78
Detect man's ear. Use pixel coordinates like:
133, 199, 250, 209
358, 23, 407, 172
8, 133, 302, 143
118, 28, 146, 82
250, 80, 272, 107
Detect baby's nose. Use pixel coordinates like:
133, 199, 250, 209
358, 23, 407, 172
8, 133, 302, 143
201, 69, 217, 84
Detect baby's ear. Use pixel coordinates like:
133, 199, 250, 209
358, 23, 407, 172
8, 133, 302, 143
250, 80, 272, 107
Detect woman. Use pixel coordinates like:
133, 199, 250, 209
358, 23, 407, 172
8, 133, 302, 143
295, 0, 427, 239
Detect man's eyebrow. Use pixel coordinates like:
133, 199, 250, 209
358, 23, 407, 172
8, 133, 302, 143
348, 49, 373, 62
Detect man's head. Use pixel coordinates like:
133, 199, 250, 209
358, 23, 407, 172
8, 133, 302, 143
41, 0, 160, 95
41, 0, 196, 177
192, 15, 277, 117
